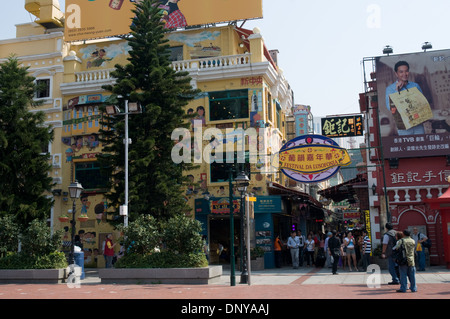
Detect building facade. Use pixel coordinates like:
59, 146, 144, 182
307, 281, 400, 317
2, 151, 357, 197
360, 51, 450, 265
1, 1, 328, 269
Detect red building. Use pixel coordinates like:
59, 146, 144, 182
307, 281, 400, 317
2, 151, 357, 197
360, 50, 450, 265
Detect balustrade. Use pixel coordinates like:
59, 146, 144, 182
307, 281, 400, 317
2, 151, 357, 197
387, 185, 447, 203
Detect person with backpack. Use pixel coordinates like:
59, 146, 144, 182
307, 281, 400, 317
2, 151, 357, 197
381, 223, 400, 285
393, 229, 417, 293
412, 227, 428, 271
327, 230, 342, 275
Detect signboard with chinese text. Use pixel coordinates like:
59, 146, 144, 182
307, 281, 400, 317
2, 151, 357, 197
321, 115, 364, 138
275, 135, 352, 183
254, 196, 282, 213
343, 211, 361, 219
293, 105, 311, 136
209, 198, 240, 214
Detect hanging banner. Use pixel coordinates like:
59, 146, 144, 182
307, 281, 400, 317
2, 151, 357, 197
273, 135, 352, 183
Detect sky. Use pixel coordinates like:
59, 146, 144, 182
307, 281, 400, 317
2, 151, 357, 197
2, 0, 450, 117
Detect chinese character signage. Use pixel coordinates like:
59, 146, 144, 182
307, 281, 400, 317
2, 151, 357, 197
293, 105, 311, 136
209, 198, 240, 214
274, 135, 352, 183
254, 196, 282, 213
375, 49, 450, 158
65, 0, 263, 42
321, 115, 364, 138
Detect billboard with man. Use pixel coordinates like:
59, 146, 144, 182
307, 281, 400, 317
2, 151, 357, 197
65, 0, 263, 42
375, 50, 450, 158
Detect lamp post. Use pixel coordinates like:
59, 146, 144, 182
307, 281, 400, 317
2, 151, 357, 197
228, 168, 236, 286
105, 99, 141, 227
235, 171, 249, 284
68, 181, 84, 268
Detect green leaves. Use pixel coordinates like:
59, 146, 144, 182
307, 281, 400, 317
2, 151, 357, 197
99, 0, 199, 221
0, 57, 54, 226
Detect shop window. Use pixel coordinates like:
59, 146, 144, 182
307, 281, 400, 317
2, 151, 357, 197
209, 89, 249, 121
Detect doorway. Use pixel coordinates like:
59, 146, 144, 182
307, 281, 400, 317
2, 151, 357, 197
208, 215, 241, 265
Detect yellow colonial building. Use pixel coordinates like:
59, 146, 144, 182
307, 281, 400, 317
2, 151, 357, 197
0, 1, 328, 269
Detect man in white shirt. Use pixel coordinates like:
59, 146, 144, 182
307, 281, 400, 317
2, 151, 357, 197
287, 231, 300, 269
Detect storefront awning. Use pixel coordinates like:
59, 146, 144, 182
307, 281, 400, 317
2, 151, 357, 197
267, 182, 323, 208
318, 174, 368, 204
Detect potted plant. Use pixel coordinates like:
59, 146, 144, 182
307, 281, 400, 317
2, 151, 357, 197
250, 246, 265, 271
77, 214, 89, 222
58, 215, 69, 223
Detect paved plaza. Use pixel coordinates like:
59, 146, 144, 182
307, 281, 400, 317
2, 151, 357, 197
1, 265, 448, 300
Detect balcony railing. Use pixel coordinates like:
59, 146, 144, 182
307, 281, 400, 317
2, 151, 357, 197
72, 54, 252, 83
387, 185, 448, 203
172, 53, 251, 72
75, 68, 115, 82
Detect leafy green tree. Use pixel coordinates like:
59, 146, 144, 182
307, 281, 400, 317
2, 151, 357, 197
99, 0, 199, 221
0, 57, 54, 227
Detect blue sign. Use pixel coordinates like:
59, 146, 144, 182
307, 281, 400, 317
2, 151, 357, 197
254, 196, 282, 213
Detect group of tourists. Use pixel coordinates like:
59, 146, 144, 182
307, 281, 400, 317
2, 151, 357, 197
276, 224, 429, 293
381, 223, 429, 293
276, 229, 372, 272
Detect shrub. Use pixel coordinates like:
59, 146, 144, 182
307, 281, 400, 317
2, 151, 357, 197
0, 215, 20, 257
163, 214, 203, 254
0, 219, 67, 269
0, 251, 67, 269
114, 214, 207, 268
21, 219, 64, 257
116, 214, 160, 255
114, 251, 208, 269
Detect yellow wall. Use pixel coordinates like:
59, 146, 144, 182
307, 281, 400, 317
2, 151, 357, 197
1, 16, 290, 263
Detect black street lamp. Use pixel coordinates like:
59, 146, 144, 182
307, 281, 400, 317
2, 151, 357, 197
235, 171, 249, 284
68, 181, 84, 269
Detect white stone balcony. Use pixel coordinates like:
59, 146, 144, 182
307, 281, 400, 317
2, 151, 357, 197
171, 53, 251, 71
75, 68, 115, 82
386, 185, 449, 203
61, 53, 289, 106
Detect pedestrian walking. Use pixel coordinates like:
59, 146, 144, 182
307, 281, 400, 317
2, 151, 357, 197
297, 230, 306, 267
362, 229, 372, 271
394, 229, 417, 293
327, 230, 341, 275
274, 235, 283, 268
324, 232, 332, 268
305, 234, 315, 267
287, 231, 300, 269
381, 223, 400, 285
103, 234, 116, 268
412, 227, 427, 271
344, 231, 358, 271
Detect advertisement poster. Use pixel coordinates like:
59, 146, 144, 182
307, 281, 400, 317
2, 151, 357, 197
65, 0, 263, 42
375, 50, 450, 158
